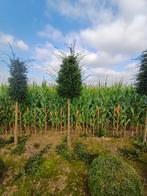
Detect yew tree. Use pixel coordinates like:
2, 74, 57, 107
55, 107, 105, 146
136, 50, 147, 142
8, 54, 28, 145
56, 43, 82, 149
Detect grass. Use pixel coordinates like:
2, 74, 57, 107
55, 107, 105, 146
0, 132, 146, 195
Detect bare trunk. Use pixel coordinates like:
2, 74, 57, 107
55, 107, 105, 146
60, 108, 63, 133
67, 98, 71, 149
14, 101, 18, 145
44, 107, 47, 134
144, 110, 147, 143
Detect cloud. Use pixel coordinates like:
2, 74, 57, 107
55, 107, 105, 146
38, 24, 63, 41
117, 0, 147, 21
83, 51, 125, 68
16, 40, 29, 51
0, 66, 9, 83
85, 62, 138, 85
0, 32, 29, 51
10, 0, 145, 85
47, 0, 116, 24
44, 0, 147, 85
80, 15, 147, 55
32, 42, 61, 80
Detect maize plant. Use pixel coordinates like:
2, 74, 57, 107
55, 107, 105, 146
0, 83, 146, 136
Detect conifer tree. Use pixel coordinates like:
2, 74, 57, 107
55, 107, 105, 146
8, 51, 28, 145
56, 43, 82, 149
136, 50, 147, 142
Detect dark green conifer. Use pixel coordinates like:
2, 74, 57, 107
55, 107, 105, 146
136, 50, 147, 142
56, 43, 82, 148
8, 51, 28, 145
8, 57, 28, 103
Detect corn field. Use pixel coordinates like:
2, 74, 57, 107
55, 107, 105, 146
0, 82, 146, 136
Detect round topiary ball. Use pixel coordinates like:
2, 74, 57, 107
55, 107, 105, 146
0, 159, 5, 178
88, 154, 143, 196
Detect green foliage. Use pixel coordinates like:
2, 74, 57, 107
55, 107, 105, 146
0, 83, 146, 134
8, 57, 28, 103
88, 154, 143, 196
133, 138, 147, 153
0, 136, 14, 148
136, 50, 147, 96
11, 135, 28, 155
0, 159, 5, 178
38, 159, 58, 178
120, 147, 141, 160
19, 144, 51, 176
95, 128, 107, 137
56, 139, 74, 161
56, 45, 82, 99
74, 142, 98, 164
24, 154, 43, 175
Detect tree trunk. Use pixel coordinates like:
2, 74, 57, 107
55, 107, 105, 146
144, 110, 147, 143
14, 101, 18, 145
67, 98, 71, 149
44, 107, 47, 134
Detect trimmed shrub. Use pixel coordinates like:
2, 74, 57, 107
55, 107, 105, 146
24, 154, 43, 175
12, 135, 28, 155
18, 144, 51, 177
133, 138, 147, 153
120, 147, 141, 160
56, 139, 74, 161
74, 142, 98, 164
0, 136, 14, 148
88, 154, 143, 196
0, 159, 5, 178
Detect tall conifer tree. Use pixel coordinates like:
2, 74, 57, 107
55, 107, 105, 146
136, 50, 147, 142
56, 43, 82, 148
8, 52, 28, 145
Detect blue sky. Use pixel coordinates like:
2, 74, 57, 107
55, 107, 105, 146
0, 0, 147, 84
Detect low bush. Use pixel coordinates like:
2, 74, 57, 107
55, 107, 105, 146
11, 135, 28, 155
120, 147, 141, 160
56, 139, 74, 161
88, 154, 143, 196
74, 142, 98, 164
0, 159, 5, 178
24, 154, 43, 175
133, 138, 147, 153
0, 136, 14, 148
95, 128, 107, 137
17, 144, 51, 177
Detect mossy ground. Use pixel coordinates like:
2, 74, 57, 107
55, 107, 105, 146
0, 132, 146, 196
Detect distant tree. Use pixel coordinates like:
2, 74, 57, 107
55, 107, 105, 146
56, 42, 83, 149
8, 49, 28, 145
136, 50, 147, 142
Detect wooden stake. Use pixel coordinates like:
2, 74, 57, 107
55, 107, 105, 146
14, 101, 18, 145
67, 98, 71, 149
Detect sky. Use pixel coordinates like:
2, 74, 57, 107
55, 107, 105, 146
0, 0, 147, 85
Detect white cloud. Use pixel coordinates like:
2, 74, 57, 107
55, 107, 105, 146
0, 33, 14, 44
0, 66, 9, 83
83, 51, 125, 68
38, 24, 63, 41
0, 32, 29, 51
16, 40, 29, 51
32, 42, 61, 79
117, 0, 147, 21
80, 15, 147, 55
47, 0, 116, 24
30, 0, 147, 84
